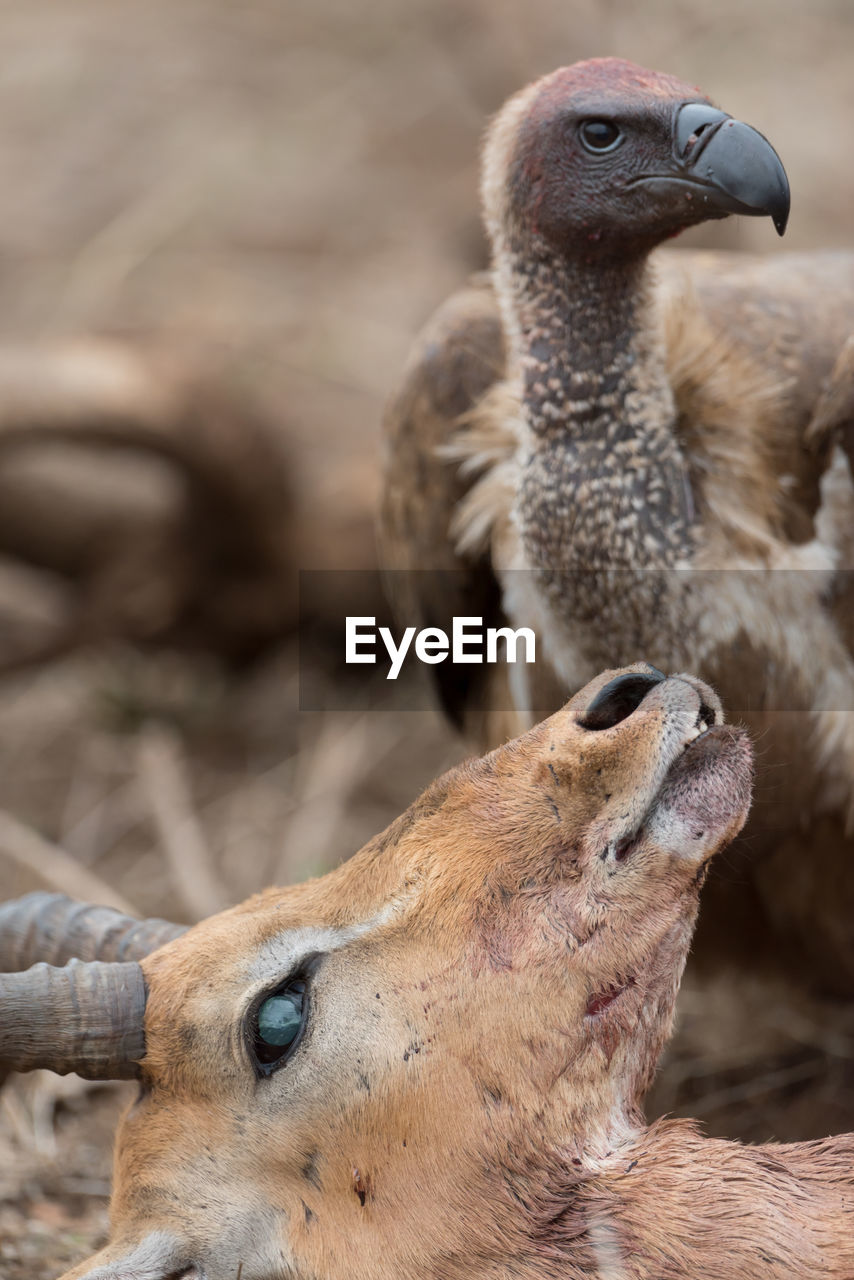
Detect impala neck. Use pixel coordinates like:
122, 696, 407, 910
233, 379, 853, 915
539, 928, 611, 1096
496, 238, 694, 579
567, 1121, 854, 1279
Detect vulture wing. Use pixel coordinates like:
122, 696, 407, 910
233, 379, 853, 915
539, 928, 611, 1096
381, 248, 854, 735
666, 249, 854, 511
379, 275, 510, 733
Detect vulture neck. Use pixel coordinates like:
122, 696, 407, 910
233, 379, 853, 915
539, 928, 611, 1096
571, 1122, 854, 1279
498, 239, 694, 577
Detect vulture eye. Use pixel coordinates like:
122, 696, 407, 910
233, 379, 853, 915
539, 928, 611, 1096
579, 119, 623, 153
250, 978, 308, 1075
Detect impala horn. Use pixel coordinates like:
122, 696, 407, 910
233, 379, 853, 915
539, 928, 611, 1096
0, 959, 146, 1078
0, 891, 187, 970
0, 892, 187, 1079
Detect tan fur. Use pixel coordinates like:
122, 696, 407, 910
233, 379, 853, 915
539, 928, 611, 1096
46, 666, 854, 1280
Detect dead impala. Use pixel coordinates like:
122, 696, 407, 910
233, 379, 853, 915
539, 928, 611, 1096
2, 664, 853, 1279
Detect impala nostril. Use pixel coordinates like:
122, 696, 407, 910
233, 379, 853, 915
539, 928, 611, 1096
578, 669, 666, 731
698, 701, 717, 727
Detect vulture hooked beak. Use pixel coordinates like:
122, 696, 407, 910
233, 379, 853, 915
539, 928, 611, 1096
637, 101, 791, 235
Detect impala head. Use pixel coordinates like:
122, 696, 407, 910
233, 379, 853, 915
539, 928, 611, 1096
1, 665, 752, 1280
482, 57, 790, 259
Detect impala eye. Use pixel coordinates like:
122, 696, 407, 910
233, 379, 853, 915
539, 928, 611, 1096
251, 978, 307, 1074
579, 119, 622, 153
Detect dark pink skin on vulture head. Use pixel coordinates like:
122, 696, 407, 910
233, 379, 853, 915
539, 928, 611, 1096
528, 57, 705, 108
506, 56, 788, 257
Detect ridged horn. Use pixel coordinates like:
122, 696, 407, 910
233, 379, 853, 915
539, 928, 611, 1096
0, 892, 187, 972
0, 958, 146, 1078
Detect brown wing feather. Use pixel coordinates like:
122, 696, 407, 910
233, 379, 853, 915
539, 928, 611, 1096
379, 275, 508, 729
664, 249, 854, 519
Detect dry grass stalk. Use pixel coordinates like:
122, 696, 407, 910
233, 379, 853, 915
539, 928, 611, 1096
276, 713, 406, 885
135, 723, 230, 920
0, 810, 134, 915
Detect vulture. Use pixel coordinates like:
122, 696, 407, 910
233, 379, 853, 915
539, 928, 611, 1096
381, 58, 854, 992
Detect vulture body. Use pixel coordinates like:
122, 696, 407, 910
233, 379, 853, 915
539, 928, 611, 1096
381, 59, 854, 991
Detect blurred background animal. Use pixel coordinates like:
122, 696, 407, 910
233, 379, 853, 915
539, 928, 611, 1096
0, 338, 396, 674
381, 58, 854, 998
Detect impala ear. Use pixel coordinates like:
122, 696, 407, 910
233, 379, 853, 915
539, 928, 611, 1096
58, 1231, 195, 1280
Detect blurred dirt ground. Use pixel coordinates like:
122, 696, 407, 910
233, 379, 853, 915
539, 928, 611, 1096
0, 0, 853, 1275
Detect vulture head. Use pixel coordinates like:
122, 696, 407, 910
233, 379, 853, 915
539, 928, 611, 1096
482, 56, 790, 259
